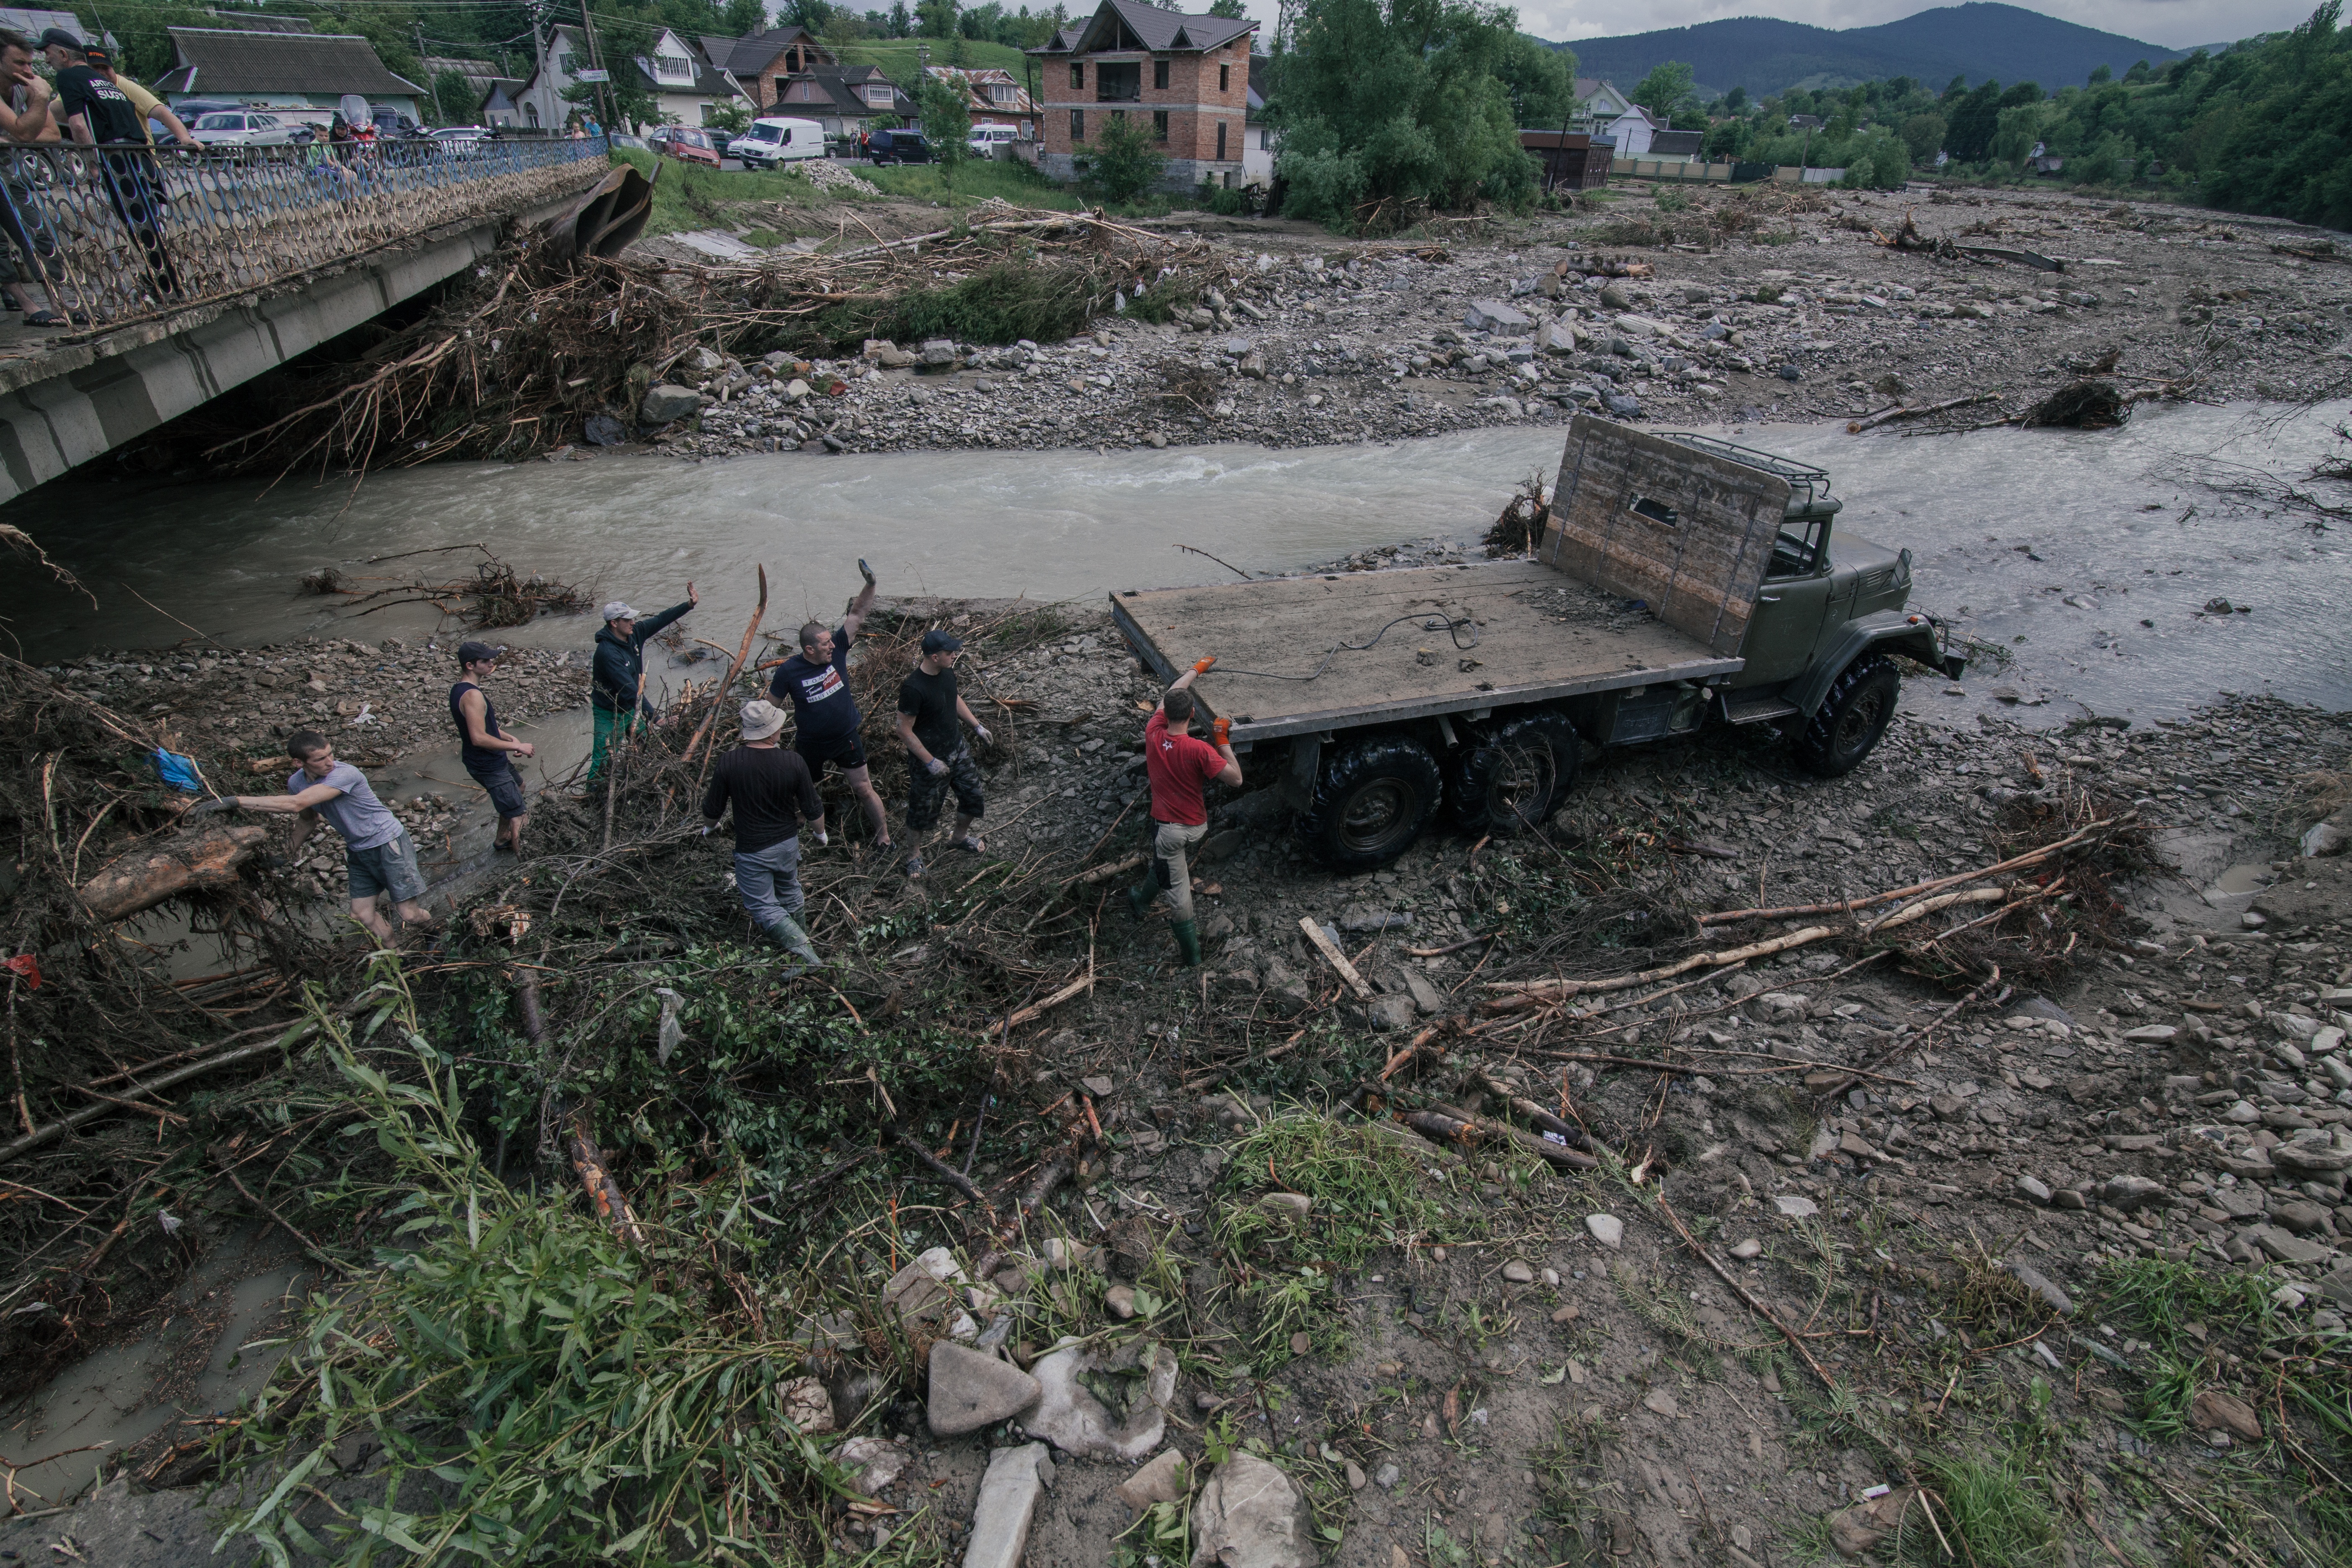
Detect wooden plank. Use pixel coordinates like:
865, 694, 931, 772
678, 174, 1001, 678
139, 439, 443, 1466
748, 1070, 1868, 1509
1544, 414, 1790, 656
1299, 916, 1375, 1000
1110, 559, 1741, 743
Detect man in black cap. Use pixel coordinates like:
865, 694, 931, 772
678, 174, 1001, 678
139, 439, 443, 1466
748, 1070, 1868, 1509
41, 26, 177, 295
893, 628, 990, 878
450, 642, 535, 854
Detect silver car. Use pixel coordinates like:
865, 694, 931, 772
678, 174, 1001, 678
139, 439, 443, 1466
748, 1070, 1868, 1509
190, 111, 297, 148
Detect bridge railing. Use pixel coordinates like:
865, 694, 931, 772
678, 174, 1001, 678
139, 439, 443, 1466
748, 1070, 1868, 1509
0, 135, 611, 333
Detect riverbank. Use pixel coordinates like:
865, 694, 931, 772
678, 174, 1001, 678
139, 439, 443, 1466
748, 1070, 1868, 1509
632, 181, 2351, 462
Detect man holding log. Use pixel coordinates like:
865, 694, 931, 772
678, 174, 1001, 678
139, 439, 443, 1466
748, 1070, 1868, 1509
186, 732, 433, 946
588, 585, 696, 786
1126, 660, 1240, 967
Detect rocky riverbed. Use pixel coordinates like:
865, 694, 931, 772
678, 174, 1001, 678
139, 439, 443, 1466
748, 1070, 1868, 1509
612, 184, 2352, 463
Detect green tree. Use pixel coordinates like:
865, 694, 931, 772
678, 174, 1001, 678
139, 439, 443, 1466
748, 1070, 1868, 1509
1990, 101, 2050, 169
918, 0, 959, 36
1073, 109, 1167, 202
1899, 111, 1945, 161
725, 0, 768, 30
1493, 31, 1573, 129
707, 98, 753, 135
1721, 84, 1747, 113
2088, 63, 2112, 84
1208, 0, 1248, 15
427, 68, 476, 125
916, 69, 972, 184
1837, 126, 1909, 188
1270, 0, 1537, 230
1630, 59, 1697, 123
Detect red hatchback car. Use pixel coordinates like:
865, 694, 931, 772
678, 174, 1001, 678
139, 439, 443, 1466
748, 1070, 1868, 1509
650, 125, 721, 166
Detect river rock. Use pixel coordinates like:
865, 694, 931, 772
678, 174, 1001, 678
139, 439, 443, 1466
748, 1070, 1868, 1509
2275, 1131, 2352, 1174
1115, 1448, 1186, 1511
1463, 299, 1531, 333
918, 338, 959, 367
640, 384, 702, 423
837, 1434, 909, 1494
964, 1443, 1050, 1568
2004, 1261, 2073, 1315
1023, 1338, 1177, 1462
928, 1341, 1041, 1436
1585, 1214, 1624, 1248
2304, 822, 2346, 858
2099, 1176, 2169, 1213
1189, 1451, 1315, 1568
2190, 1389, 2262, 1441
781, 1375, 835, 1433
582, 413, 626, 446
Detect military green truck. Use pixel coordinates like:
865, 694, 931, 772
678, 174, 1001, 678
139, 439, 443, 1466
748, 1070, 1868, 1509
1110, 415, 1966, 870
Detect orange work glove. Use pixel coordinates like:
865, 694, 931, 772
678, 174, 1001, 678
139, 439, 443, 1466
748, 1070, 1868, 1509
1192, 656, 1217, 675
1212, 717, 1231, 745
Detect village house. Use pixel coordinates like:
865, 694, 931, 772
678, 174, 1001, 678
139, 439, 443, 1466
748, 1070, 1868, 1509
1240, 53, 1272, 186
770, 63, 915, 135
1029, 0, 1256, 190
696, 27, 835, 113
152, 26, 423, 124
513, 25, 600, 130
626, 27, 747, 128
925, 64, 1039, 141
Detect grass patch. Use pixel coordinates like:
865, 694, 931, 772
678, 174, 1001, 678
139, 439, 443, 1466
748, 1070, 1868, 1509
866, 157, 1086, 211
807, 256, 1119, 350
1906, 1451, 2061, 1566
611, 146, 856, 237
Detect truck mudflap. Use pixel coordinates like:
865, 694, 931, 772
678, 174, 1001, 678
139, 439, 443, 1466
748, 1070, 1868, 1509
1791, 611, 1957, 716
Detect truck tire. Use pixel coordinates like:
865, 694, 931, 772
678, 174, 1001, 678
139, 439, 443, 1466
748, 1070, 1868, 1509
1299, 736, 1443, 871
1794, 654, 1900, 777
1448, 711, 1583, 835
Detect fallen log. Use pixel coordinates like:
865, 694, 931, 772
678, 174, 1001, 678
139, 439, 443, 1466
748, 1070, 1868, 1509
1403, 1104, 1599, 1171
1, 1027, 314, 1166
77, 823, 271, 921
1481, 925, 1835, 1012
1299, 916, 1375, 1001
565, 1109, 649, 1249
1859, 885, 2008, 936
1847, 392, 2001, 434
1697, 817, 2125, 925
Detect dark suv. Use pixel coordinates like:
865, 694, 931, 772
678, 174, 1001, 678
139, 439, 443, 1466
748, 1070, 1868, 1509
867, 129, 931, 164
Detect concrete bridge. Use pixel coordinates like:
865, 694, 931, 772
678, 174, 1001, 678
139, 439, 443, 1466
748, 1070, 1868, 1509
0, 137, 611, 506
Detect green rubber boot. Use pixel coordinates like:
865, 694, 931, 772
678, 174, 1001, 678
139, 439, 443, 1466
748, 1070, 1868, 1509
1171, 918, 1202, 967
764, 916, 820, 974
1127, 877, 1155, 922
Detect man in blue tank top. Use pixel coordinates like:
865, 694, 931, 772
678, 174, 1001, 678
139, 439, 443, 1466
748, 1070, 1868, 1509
451, 641, 536, 853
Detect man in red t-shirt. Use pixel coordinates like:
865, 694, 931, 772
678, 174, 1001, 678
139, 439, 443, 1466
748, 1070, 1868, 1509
1128, 658, 1241, 965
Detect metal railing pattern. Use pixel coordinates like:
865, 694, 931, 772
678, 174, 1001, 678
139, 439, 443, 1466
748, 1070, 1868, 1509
0, 135, 611, 333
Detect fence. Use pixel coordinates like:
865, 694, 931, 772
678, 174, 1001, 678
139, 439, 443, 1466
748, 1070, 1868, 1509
0, 134, 611, 334
1609, 157, 1849, 185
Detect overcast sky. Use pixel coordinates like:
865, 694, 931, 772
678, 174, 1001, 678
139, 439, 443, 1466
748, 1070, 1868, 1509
1226, 0, 2318, 53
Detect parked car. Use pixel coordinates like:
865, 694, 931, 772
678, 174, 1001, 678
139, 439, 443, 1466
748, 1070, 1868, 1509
370, 107, 428, 139
866, 128, 930, 164
430, 125, 489, 146
967, 124, 1020, 158
188, 110, 298, 148
649, 125, 722, 166
727, 116, 825, 168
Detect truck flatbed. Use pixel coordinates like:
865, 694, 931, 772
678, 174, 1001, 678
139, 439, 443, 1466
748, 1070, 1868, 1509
1110, 560, 1743, 745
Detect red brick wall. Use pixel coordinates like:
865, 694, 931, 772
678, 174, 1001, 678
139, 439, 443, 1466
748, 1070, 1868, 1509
1037, 36, 1251, 167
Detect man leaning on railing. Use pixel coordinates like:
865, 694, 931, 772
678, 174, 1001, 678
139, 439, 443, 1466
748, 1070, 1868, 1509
0, 28, 77, 326
40, 26, 181, 298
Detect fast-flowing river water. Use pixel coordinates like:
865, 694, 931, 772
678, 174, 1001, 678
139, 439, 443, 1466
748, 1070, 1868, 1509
5, 399, 2348, 728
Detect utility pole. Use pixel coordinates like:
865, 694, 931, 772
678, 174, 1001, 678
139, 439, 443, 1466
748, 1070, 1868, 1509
577, 0, 617, 131
415, 23, 436, 122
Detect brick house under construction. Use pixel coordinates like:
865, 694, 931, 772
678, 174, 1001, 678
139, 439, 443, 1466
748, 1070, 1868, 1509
1028, 0, 1256, 191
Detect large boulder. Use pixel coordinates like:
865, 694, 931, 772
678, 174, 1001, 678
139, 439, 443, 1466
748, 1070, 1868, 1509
639, 384, 703, 424
1463, 299, 1532, 333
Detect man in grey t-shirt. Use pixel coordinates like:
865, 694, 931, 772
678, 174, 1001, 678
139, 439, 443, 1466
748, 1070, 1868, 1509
189, 729, 434, 944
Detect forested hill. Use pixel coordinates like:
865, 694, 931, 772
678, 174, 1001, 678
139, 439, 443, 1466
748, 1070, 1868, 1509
1556, 3, 2185, 96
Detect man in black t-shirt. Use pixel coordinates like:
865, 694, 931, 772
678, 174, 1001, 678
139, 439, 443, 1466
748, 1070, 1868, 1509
701, 699, 825, 970
41, 28, 178, 295
894, 629, 991, 879
769, 560, 890, 854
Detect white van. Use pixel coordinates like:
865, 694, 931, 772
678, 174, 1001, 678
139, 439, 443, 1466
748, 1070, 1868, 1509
729, 116, 826, 168
967, 124, 1021, 159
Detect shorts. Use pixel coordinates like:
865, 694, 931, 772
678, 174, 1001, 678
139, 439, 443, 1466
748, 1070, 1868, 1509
795, 730, 869, 774
346, 829, 427, 903
906, 745, 985, 831
464, 757, 527, 820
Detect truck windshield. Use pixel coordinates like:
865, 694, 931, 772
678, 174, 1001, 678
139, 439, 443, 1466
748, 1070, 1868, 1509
1770, 516, 1828, 578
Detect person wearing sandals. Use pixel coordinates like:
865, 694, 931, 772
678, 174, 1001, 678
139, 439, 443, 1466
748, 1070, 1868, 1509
450, 641, 535, 854
0, 31, 75, 329
895, 629, 991, 878
770, 561, 892, 857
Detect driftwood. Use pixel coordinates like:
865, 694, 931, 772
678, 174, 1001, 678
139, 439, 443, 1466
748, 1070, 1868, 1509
1402, 1105, 1598, 1171
77, 823, 270, 921
1298, 916, 1375, 1001
0, 1031, 312, 1166
565, 1109, 648, 1249
1481, 924, 1835, 1012
1847, 392, 2001, 434
1697, 818, 2122, 925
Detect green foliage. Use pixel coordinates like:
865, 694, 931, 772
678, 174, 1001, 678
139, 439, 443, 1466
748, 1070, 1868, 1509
868, 155, 1085, 209
426, 69, 478, 127
812, 257, 1117, 348
1493, 31, 1576, 130
706, 98, 753, 137
1269, 0, 1537, 230
1074, 111, 1169, 205
1208, 0, 1248, 15
1899, 110, 1946, 160
1630, 60, 1698, 124
1213, 1109, 1449, 1267
217, 959, 836, 1566
1903, 1451, 2061, 1566
916, 70, 974, 185
1837, 126, 1911, 188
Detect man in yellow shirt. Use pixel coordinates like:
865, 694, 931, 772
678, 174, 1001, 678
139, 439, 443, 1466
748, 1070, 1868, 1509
85, 41, 195, 147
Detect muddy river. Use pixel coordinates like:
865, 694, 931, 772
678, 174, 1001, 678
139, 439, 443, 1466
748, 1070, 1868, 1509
4, 399, 2348, 730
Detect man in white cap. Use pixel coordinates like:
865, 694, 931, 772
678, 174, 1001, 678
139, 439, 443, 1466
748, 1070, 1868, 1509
701, 698, 825, 971
588, 584, 695, 785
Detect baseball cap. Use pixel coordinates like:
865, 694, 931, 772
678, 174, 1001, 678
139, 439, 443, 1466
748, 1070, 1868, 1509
739, 698, 787, 740
82, 42, 112, 69
601, 600, 638, 622
456, 640, 500, 665
921, 629, 964, 655
37, 27, 82, 50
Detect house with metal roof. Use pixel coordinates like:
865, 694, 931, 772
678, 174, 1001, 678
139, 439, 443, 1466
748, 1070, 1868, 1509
924, 65, 1037, 140
1028, 0, 1256, 190
626, 28, 748, 129
151, 26, 423, 120
769, 64, 912, 133
696, 28, 833, 113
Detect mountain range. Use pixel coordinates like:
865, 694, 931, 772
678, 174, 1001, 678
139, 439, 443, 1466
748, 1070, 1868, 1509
1550, 3, 2189, 97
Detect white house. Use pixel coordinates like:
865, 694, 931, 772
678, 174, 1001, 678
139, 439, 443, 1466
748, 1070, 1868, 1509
628, 27, 748, 128
1242, 54, 1272, 186
1599, 101, 1660, 157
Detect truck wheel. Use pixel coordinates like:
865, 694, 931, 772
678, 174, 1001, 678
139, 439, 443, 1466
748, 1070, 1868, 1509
1449, 711, 1582, 835
1795, 655, 1900, 777
1299, 737, 1443, 871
